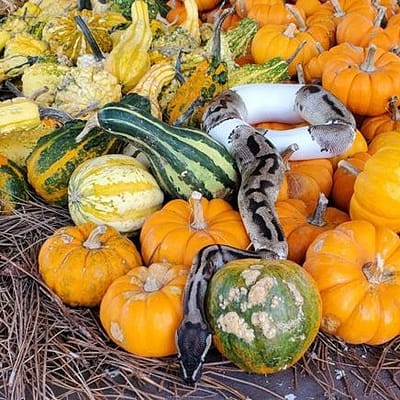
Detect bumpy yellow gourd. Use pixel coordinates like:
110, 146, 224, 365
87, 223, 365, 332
104, 1, 152, 93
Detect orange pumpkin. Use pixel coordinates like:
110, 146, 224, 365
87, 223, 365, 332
304, 220, 400, 345
38, 222, 142, 307
350, 146, 400, 232
139, 191, 250, 267
360, 96, 400, 143
99, 262, 189, 357
250, 22, 320, 76
322, 44, 400, 116
367, 130, 400, 155
285, 158, 333, 205
276, 193, 349, 264
331, 152, 371, 213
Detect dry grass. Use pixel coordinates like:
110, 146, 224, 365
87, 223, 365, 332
1, 197, 400, 399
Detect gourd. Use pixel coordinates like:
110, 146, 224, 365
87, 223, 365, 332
206, 258, 322, 373
0, 97, 41, 134
41, 9, 126, 63
68, 154, 164, 234
139, 191, 250, 267
38, 222, 142, 307
99, 262, 189, 357
0, 155, 29, 214
304, 220, 400, 345
104, 0, 152, 93
0, 54, 39, 84
76, 98, 238, 200
26, 119, 119, 206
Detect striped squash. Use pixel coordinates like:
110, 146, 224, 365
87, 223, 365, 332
0, 154, 29, 214
68, 154, 164, 234
93, 101, 238, 200
26, 120, 119, 206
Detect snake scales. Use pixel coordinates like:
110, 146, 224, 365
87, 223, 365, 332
176, 84, 356, 384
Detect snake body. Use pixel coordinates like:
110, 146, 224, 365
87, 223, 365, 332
176, 84, 356, 384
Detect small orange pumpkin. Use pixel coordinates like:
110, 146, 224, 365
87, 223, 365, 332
99, 262, 189, 357
276, 193, 349, 264
38, 222, 142, 307
331, 152, 371, 213
139, 191, 250, 267
360, 96, 400, 143
304, 220, 400, 345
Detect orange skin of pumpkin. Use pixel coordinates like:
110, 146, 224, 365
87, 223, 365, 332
360, 97, 400, 143
99, 262, 189, 357
321, 44, 400, 117
38, 222, 142, 307
367, 131, 400, 156
285, 158, 333, 206
331, 152, 371, 213
276, 196, 349, 264
304, 220, 400, 345
350, 146, 400, 232
139, 195, 250, 267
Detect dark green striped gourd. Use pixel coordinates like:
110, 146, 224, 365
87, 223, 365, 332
0, 154, 29, 214
26, 120, 119, 206
95, 101, 239, 200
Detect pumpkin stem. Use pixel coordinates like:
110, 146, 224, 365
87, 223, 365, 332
286, 3, 307, 31
329, 0, 345, 18
387, 96, 400, 121
336, 159, 362, 176
360, 45, 377, 72
307, 192, 328, 227
283, 23, 297, 38
190, 191, 207, 230
280, 143, 300, 168
362, 253, 392, 284
295, 63, 306, 84
143, 275, 163, 292
285, 40, 307, 66
373, 5, 386, 28
74, 15, 105, 62
83, 225, 107, 250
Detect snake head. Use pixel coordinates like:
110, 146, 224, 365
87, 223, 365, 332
176, 321, 213, 385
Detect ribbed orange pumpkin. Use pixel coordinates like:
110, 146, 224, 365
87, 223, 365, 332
100, 262, 189, 357
276, 193, 349, 264
322, 44, 400, 116
331, 152, 371, 213
139, 191, 250, 267
360, 96, 400, 143
304, 220, 400, 345
251, 22, 320, 76
38, 222, 142, 307
350, 146, 400, 232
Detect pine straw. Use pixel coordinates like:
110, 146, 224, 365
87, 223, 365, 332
1, 198, 400, 400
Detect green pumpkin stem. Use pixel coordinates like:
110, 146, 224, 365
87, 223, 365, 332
190, 191, 207, 230
307, 192, 328, 227
83, 225, 107, 249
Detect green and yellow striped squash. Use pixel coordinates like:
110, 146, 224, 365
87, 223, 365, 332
26, 120, 119, 206
94, 100, 239, 200
68, 154, 164, 234
206, 258, 322, 374
0, 154, 29, 214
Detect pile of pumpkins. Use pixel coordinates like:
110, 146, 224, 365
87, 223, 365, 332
1, 0, 400, 378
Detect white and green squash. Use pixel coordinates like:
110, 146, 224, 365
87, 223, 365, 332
68, 154, 164, 234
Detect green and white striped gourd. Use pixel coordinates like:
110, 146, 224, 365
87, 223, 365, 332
68, 154, 164, 234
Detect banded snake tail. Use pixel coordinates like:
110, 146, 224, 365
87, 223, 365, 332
176, 84, 357, 384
